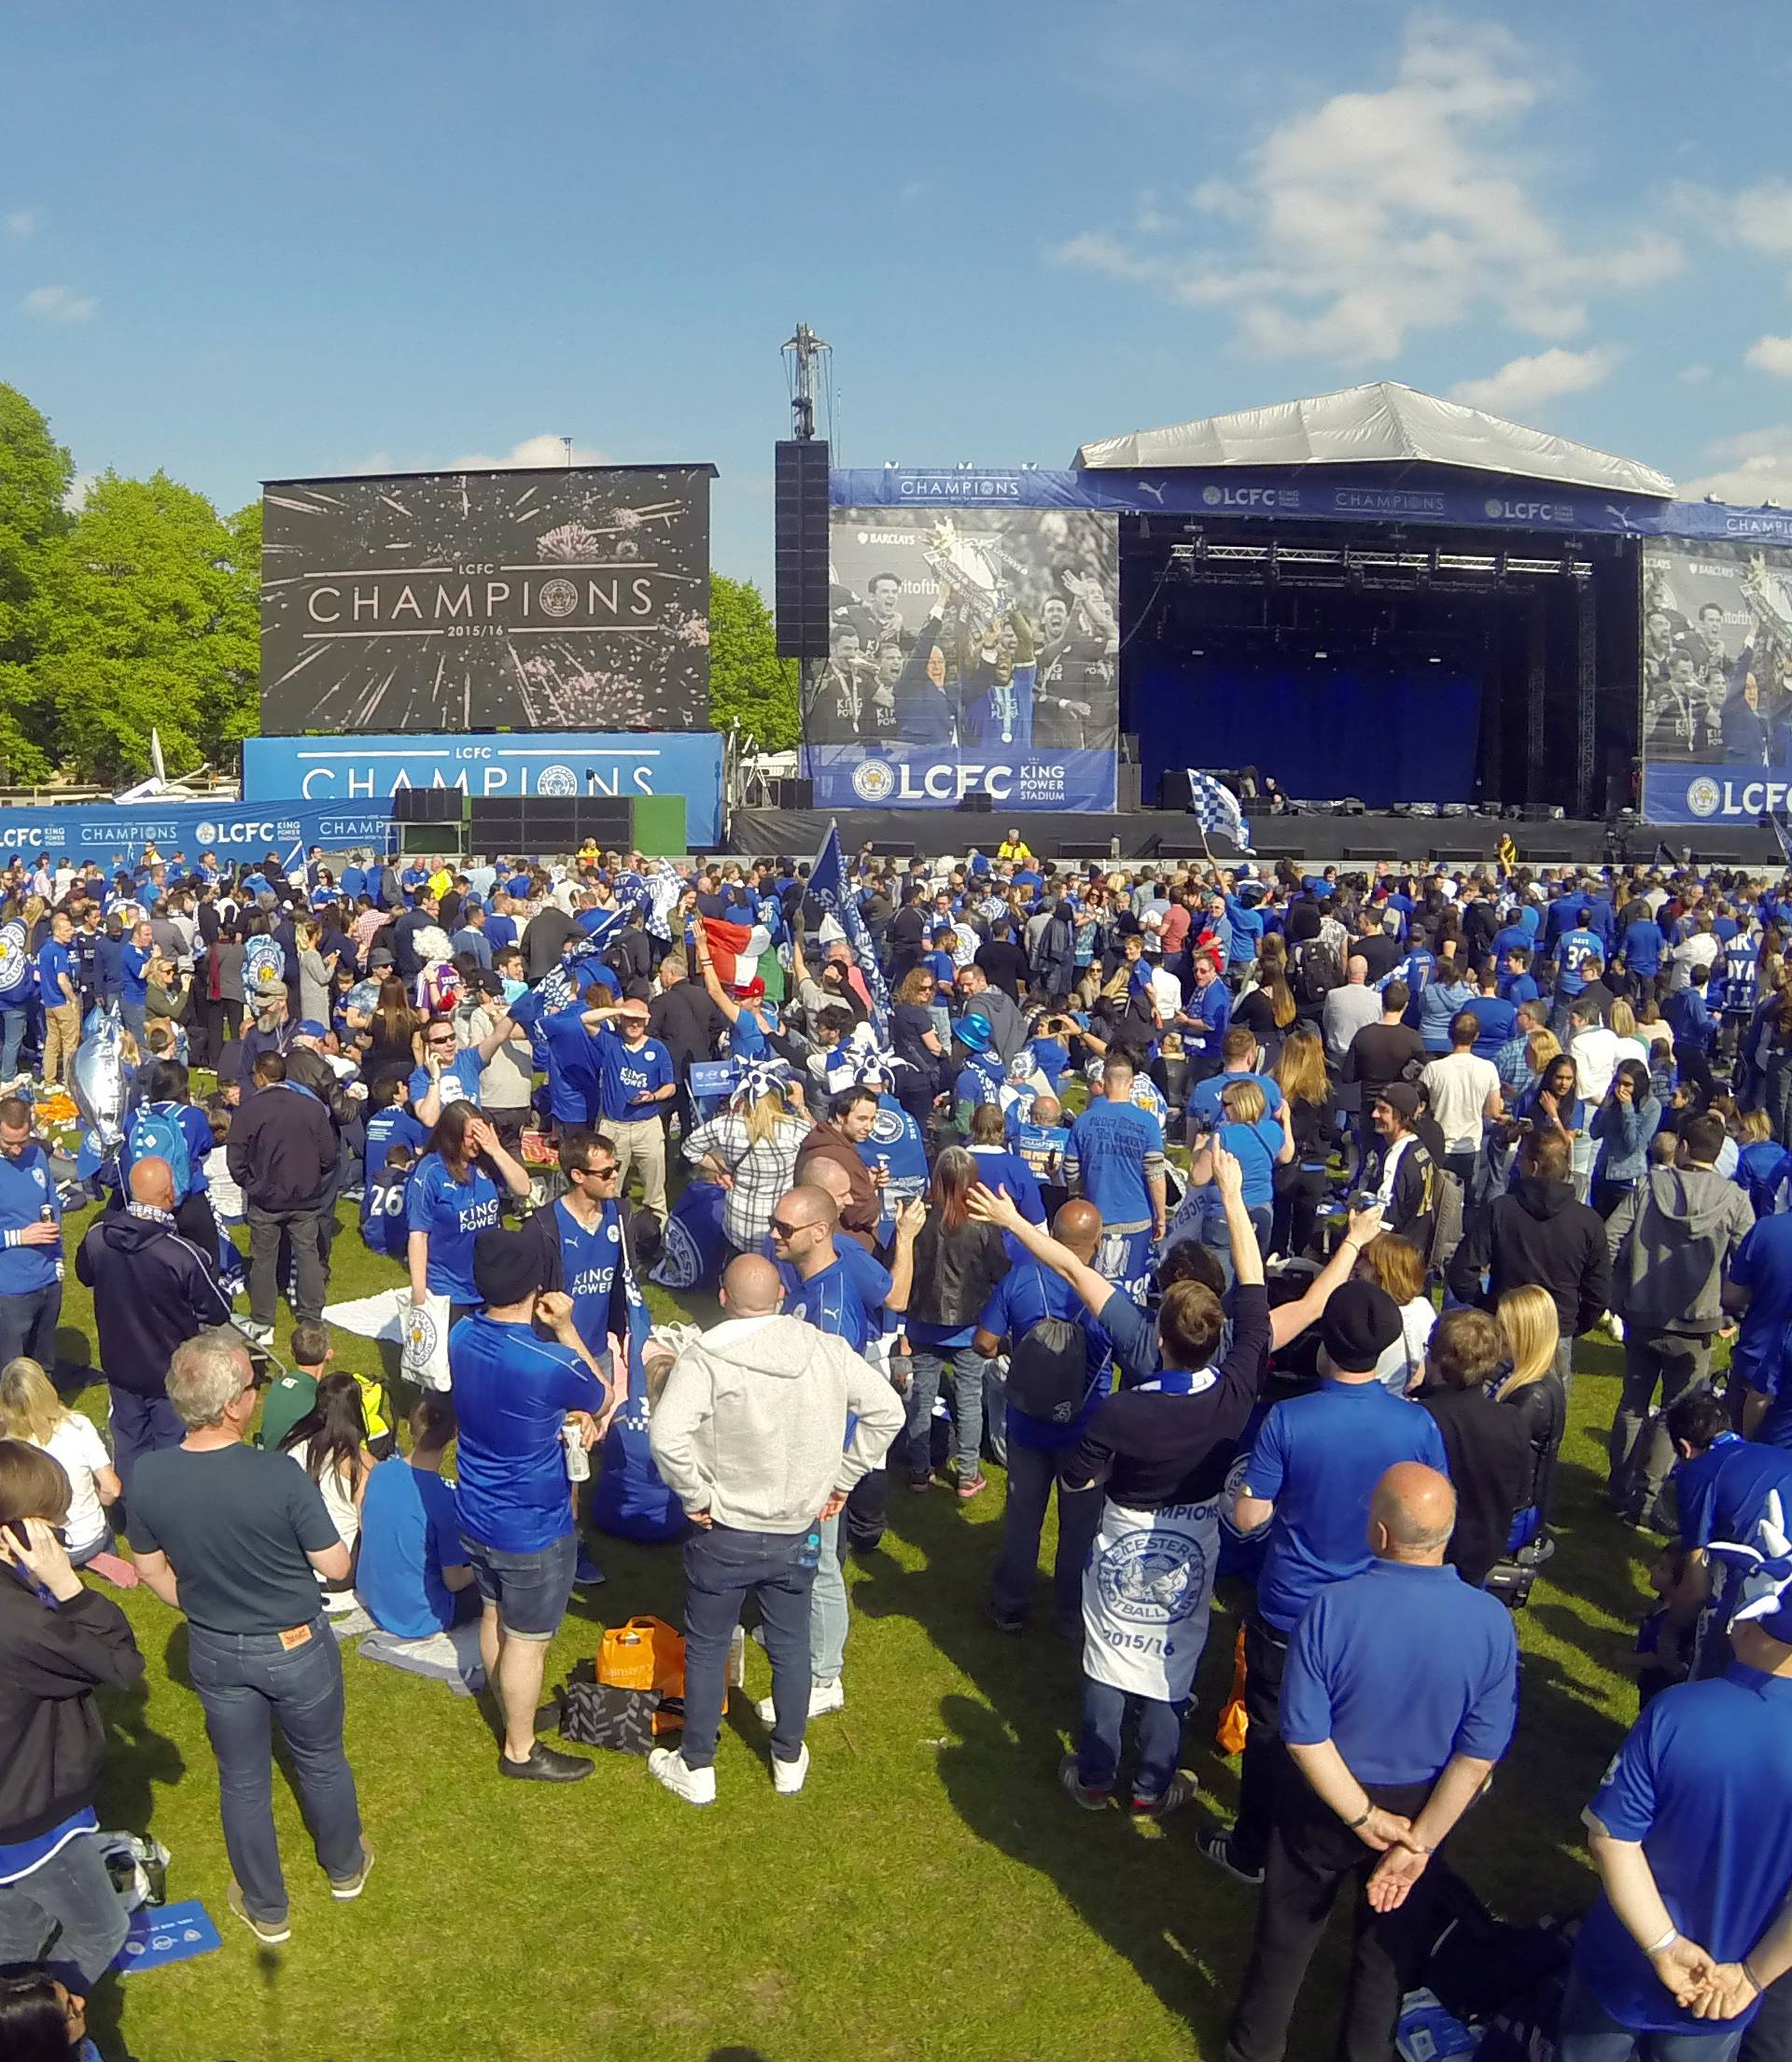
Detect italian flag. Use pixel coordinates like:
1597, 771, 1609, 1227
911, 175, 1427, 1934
696, 917, 771, 988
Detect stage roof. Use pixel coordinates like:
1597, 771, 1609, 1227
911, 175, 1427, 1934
1073, 381, 1675, 499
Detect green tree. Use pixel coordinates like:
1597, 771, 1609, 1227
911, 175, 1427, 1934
708, 571, 799, 750
0, 383, 74, 781
34, 470, 252, 784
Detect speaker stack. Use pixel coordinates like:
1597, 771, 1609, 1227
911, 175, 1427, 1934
775, 440, 831, 662
469, 794, 635, 853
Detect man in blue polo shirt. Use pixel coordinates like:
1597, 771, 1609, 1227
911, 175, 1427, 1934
1553, 907, 1603, 1032
449, 1227, 613, 1784
973, 1197, 1113, 1639
119, 918, 155, 1041
1065, 1054, 1167, 1299
1563, 1510, 1792, 2056
590, 998, 675, 1228
1180, 953, 1232, 1079
1187, 1027, 1290, 1133
1203, 1280, 1449, 1887
1226, 1463, 1519, 2062
1667, 1389, 1792, 1669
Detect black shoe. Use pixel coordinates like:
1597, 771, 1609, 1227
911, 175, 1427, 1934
1197, 1830, 1265, 1885
987, 1601, 1026, 1634
499, 1742, 593, 1783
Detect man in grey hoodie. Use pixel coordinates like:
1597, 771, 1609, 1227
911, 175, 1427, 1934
644, 1254, 903, 1805
1604, 1111, 1754, 1525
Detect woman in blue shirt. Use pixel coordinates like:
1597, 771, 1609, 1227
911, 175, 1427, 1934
405, 1100, 531, 1325
1416, 966, 1478, 1054
1215, 1079, 1290, 1252
1589, 1059, 1661, 1218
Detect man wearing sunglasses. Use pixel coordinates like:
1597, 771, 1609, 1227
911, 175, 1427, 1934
588, 1000, 676, 1229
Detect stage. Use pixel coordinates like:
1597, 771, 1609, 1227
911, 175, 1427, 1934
719, 806, 1784, 871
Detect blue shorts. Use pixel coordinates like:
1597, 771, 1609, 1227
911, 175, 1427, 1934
458, 1528, 576, 1640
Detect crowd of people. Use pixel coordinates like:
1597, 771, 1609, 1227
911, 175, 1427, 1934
4, 827, 1792, 2057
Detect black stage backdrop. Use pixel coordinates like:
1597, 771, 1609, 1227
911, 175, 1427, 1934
259, 465, 712, 734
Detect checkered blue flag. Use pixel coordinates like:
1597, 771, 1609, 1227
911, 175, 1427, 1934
1185, 770, 1253, 852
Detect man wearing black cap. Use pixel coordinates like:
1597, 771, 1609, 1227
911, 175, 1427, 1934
449, 1227, 615, 1782
1199, 1278, 1449, 1888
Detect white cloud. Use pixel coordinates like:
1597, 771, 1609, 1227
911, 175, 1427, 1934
1050, 17, 1680, 365
1449, 345, 1618, 414
1746, 334, 1792, 378
1683, 427, 1792, 507
22, 284, 97, 323
1731, 181, 1792, 257
1680, 363, 1713, 385
3, 209, 33, 238
447, 433, 609, 470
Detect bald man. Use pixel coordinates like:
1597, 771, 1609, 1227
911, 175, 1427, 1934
647, 1252, 904, 1806
1225, 1463, 1519, 2062
76, 1154, 235, 1492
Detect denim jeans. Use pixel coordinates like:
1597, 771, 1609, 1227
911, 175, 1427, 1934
991, 1441, 1102, 1629
0, 1279, 61, 1369
808, 1511, 847, 1682
187, 1620, 364, 1924
0, 1831, 131, 1987
1556, 1967, 1744, 2062
1077, 1677, 1185, 1799
679, 1523, 816, 1770
107, 1386, 185, 1497
905, 1345, 992, 1481
0, 1002, 26, 1083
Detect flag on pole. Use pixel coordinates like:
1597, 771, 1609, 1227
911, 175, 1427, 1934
808, 822, 890, 1040
1653, 841, 1678, 871
1184, 770, 1253, 852
693, 916, 771, 988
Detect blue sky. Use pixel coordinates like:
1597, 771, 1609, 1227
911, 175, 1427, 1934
7, 2, 1792, 588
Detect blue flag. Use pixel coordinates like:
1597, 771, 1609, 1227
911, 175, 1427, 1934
808, 822, 890, 1040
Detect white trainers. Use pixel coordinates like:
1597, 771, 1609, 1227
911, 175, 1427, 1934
754, 1677, 844, 1723
647, 1747, 716, 1806
772, 1744, 810, 1796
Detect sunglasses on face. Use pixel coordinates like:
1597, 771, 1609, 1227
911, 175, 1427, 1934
578, 1163, 620, 1180
768, 1217, 811, 1240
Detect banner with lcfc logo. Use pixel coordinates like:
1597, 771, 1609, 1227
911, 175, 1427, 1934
1643, 764, 1792, 827
802, 744, 1118, 812
0, 800, 399, 868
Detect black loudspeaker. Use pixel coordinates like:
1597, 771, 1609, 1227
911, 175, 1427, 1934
392, 787, 468, 824
775, 439, 832, 661
1159, 768, 1196, 812
469, 795, 633, 852
956, 792, 995, 813
768, 777, 814, 809
869, 841, 917, 860
1057, 841, 1114, 862
1429, 848, 1485, 865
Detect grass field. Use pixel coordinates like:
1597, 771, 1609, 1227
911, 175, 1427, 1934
45, 1193, 1661, 2062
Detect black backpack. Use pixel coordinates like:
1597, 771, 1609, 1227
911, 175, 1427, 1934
1004, 1270, 1092, 1423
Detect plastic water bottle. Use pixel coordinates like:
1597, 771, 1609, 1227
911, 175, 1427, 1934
796, 1526, 821, 1571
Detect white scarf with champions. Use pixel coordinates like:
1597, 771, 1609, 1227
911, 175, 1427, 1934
1082, 1492, 1221, 1704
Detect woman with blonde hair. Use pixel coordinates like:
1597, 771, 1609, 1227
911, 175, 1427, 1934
682, 1059, 809, 1255
1269, 1030, 1335, 1258
294, 917, 336, 1028
0, 1359, 133, 1583
1353, 1233, 1435, 1394
1494, 1284, 1567, 1551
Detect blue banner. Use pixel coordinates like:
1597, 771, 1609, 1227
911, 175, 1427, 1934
243, 731, 723, 846
802, 744, 1116, 811
1643, 764, 1792, 828
807, 823, 890, 1038
833, 469, 1792, 546
0, 799, 399, 868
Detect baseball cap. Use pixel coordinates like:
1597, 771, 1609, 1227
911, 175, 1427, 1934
291, 1018, 328, 1041
1379, 1083, 1421, 1122
472, 1227, 543, 1307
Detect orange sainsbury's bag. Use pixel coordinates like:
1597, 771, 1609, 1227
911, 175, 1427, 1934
598, 1617, 685, 1699
1215, 1623, 1249, 1756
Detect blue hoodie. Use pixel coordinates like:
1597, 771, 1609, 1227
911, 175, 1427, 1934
0, 1143, 62, 1296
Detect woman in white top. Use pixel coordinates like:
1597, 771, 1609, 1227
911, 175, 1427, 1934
1354, 1233, 1435, 1396
278, 1373, 375, 1606
0, 1357, 120, 1564
1607, 997, 1652, 1074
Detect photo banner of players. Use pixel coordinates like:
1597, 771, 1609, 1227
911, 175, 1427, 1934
804, 505, 1120, 810
259, 464, 714, 736
1638, 537, 1792, 825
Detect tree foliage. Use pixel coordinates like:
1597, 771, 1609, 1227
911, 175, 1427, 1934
708, 571, 799, 751
32, 471, 259, 784
0, 383, 74, 781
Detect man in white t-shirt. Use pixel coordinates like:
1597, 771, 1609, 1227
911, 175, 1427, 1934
1419, 1008, 1502, 1190
1567, 998, 1621, 1107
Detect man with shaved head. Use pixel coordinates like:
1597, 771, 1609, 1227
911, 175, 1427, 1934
973, 1196, 1113, 1639
760, 1183, 921, 1724
1224, 1462, 1519, 2062
646, 1248, 903, 1807
76, 1152, 234, 1494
